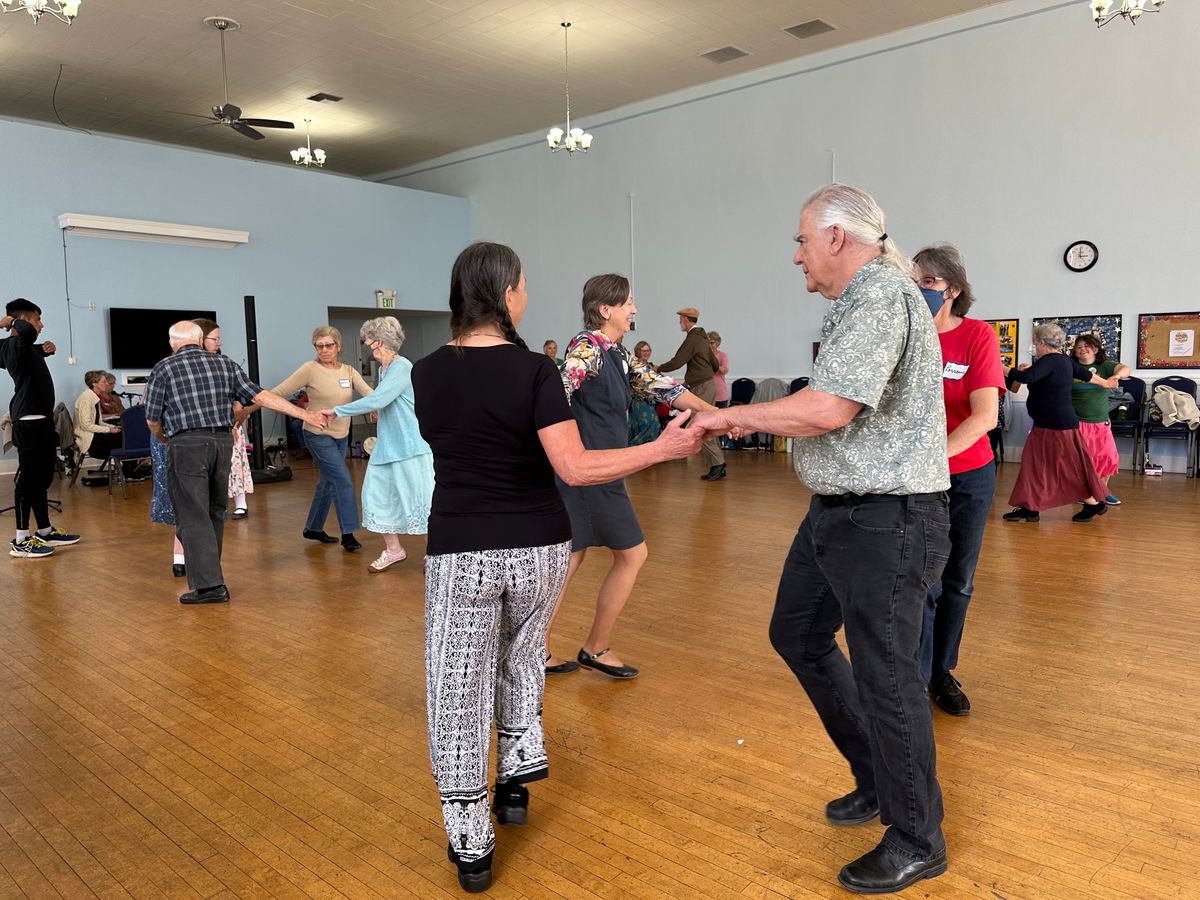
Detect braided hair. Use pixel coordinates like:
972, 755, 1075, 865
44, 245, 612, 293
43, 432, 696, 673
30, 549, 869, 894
449, 241, 528, 350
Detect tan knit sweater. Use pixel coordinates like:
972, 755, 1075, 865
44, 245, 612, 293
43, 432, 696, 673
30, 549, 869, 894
271, 360, 372, 438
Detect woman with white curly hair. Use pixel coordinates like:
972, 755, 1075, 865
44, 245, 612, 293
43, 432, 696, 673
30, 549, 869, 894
320, 317, 433, 571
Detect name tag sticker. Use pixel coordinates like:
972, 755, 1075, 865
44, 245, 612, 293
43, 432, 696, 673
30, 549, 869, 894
943, 362, 969, 381
339, 379, 352, 388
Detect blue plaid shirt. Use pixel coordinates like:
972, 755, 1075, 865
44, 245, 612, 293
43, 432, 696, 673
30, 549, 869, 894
144, 345, 262, 437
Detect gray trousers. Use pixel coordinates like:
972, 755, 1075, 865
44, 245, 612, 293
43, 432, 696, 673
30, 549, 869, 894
690, 379, 725, 469
167, 430, 233, 591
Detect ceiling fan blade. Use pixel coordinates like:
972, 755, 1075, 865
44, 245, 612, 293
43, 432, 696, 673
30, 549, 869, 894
231, 121, 266, 141
167, 110, 219, 120
238, 118, 295, 129
220, 103, 242, 121
185, 121, 222, 133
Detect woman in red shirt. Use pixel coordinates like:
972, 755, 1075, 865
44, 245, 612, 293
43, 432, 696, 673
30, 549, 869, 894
912, 245, 1005, 717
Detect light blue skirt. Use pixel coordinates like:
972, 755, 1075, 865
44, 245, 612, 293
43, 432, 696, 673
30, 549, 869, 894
361, 452, 433, 535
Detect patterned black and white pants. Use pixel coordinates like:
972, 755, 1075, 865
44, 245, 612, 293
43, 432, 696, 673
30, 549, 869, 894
425, 541, 571, 863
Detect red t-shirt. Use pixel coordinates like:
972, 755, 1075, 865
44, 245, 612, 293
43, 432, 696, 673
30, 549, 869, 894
939, 317, 1006, 475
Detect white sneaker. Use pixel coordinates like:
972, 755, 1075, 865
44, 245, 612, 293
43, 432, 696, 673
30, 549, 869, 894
10, 536, 56, 558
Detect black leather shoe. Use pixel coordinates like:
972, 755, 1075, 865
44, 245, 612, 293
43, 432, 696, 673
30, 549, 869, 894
931, 671, 971, 716
577, 647, 639, 679
492, 780, 529, 825
172, 563, 187, 578
341, 533, 363, 552
446, 844, 493, 893
303, 529, 338, 544
825, 788, 879, 825
700, 463, 727, 481
545, 654, 580, 675
180, 585, 230, 605
838, 843, 947, 894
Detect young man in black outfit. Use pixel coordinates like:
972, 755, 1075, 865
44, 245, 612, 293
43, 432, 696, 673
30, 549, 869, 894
0, 298, 81, 558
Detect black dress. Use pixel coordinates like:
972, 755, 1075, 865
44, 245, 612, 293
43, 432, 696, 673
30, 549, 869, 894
556, 344, 645, 551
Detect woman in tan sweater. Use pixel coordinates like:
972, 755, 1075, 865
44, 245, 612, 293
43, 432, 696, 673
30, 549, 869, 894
271, 326, 373, 551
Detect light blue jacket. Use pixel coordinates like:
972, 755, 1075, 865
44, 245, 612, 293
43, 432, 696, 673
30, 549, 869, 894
334, 356, 431, 464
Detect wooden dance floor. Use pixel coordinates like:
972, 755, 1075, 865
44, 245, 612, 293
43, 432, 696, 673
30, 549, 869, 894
2, 452, 1197, 898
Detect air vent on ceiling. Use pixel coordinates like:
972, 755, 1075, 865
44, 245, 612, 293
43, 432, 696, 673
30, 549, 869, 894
700, 45, 749, 64
783, 19, 836, 40
307, 92, 344, 103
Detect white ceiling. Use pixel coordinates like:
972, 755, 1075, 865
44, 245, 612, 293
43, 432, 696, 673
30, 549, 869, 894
0, 0, 1008, 177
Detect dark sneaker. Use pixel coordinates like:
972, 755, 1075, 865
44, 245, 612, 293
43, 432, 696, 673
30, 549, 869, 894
39, 527, 81, 545
1071, 502, 1107, 522
932, 671, 971, 716
1002, 506, 1039, 522
10, 536, 55, 558
1105, 493, 1121, 505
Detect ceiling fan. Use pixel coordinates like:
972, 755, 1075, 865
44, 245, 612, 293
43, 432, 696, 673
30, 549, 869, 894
181, 16, 294, 141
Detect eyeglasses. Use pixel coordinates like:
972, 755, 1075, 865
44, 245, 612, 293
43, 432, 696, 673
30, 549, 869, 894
914, 275, 947, 289
204, 337, 222, 346
313, 342, 338, 349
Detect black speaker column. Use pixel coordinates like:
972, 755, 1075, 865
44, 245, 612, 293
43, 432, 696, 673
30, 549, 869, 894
244, 294, 266, 471
244, 295, 292, 483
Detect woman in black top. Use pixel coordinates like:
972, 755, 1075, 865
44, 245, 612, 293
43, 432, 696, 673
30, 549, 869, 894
1002, 323, 1118, 523
411, 242, 703, 893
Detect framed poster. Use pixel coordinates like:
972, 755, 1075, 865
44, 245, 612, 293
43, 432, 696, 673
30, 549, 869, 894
1137, 311, 1200, 369
1031, 314, 1122, 360
985, 319, 1019, 369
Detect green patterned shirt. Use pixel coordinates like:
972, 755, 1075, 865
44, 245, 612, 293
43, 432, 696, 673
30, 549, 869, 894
795, 257, 950, 495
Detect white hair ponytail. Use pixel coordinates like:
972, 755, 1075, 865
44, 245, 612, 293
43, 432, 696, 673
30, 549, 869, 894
804, 183, 912, 277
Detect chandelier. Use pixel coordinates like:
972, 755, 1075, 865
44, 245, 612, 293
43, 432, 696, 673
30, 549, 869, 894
546, 22, 593, 154
1090, 0, 1165, 26
0, 0, 80, 24
290, 119, 326, 168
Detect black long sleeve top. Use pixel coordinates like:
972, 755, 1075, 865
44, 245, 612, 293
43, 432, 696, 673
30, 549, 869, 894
0, 319, 55, 419
1006, 352, 1094, 430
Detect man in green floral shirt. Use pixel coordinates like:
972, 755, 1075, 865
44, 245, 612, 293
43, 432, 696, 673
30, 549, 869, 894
694, 184, 951, 895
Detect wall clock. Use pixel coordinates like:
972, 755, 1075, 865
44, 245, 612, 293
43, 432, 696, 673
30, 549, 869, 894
1064, 240, 1098, 273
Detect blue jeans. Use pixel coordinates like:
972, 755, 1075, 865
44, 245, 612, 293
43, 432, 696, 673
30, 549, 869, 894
919, 461, 996, 683
304, 433, 359, 535
771, 492, 951, 859
289, 417, 307, 451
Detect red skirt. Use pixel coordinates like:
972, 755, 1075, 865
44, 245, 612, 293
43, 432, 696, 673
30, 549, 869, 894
1009, 427, 1108, 511
1078, 420, 1120, 479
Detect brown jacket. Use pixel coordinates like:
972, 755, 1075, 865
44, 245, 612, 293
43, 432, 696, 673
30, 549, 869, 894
659, 327, 720, 388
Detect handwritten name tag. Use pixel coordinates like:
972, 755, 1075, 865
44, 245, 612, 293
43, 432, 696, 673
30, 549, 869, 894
943, 362, 970, 381
339, 379, 352, 388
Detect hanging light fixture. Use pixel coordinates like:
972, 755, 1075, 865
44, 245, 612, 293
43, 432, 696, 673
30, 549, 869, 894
1089, 0, 1165, 26
546, 22, 593, 155
0, 0, 81, 24
290, 119, 327, 168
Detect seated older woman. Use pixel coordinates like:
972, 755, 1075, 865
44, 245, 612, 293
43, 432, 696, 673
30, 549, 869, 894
74, 370, 123, 462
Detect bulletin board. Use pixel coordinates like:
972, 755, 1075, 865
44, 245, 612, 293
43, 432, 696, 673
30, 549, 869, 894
1031, 314, 1122, 360
984, 319, 1019, 369
1137, 312, 1200, 369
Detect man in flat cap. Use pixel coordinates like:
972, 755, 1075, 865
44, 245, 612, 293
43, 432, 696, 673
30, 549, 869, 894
658, 307, 726, 480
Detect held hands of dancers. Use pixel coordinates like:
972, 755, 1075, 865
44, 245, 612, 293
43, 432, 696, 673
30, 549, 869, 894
691, 408, 742, 441
655, 409, 706, 459
41, 341, 57, 356
302, 408, 331, 430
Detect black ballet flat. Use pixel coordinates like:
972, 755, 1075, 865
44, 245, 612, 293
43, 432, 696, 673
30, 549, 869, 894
492, 781, 529, 826
446, 843, 493, 893
545, 653, 580, 675
578, 647, 639, 679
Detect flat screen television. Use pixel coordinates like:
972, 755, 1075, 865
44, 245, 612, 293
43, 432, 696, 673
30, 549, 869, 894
109, 307, 218, 370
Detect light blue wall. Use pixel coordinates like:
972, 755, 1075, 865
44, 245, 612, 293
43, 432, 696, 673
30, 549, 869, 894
383, 0, 1199, 471
0, 118, 468, 459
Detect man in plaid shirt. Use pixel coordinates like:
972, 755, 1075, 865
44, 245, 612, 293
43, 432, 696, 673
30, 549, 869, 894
144, 320, 325, 604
